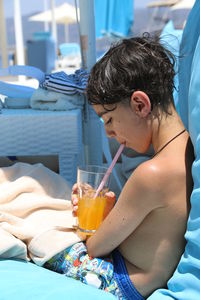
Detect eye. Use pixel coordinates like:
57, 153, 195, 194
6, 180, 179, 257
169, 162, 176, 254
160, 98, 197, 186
105, 118, 112, 125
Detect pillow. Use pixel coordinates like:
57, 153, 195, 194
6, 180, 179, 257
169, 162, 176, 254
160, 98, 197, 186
0, 259, 115, 300
148, 2, 200, 299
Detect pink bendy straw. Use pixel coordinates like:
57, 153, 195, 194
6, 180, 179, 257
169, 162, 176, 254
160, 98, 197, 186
94, 144, 125, 198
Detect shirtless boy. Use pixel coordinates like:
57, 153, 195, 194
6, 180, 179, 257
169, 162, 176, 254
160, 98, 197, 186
46, 35, 194, 299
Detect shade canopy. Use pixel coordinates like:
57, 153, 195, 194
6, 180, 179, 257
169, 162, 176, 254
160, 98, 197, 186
95, 0, 134, 38
171, 0, 195, 10
29, 3, 79, 24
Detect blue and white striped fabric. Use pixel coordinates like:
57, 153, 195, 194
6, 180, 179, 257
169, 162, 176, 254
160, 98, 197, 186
41, 69, 89, 95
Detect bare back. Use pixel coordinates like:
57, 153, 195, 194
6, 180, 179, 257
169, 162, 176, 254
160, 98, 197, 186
119, 134, 194, 297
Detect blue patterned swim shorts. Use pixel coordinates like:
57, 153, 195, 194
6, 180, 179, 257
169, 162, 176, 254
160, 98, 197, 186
45, 242, 144, 300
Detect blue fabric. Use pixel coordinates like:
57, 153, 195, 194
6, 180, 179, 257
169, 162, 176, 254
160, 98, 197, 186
148, 1, 200, 299
178, 0, 200, 129
0, 259, 116, 300
95, 0, 133, 38
160, 20, 183, 114
113, 250, 144, 300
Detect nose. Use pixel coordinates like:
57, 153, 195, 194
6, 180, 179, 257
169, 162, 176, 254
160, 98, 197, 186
105, 128, 116, 138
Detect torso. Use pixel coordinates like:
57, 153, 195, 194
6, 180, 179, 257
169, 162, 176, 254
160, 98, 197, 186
118, 135, 194, 297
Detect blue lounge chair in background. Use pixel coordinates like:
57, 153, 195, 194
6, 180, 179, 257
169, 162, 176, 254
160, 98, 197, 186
58, 43, 81, 68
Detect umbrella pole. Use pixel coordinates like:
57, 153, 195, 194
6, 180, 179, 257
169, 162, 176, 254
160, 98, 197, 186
79, 0, 96, 70
79, 0, 103, 165
43, 0, 49, 32
14, 0, 25, 82
0, 0, 8, 68
50, 0, 57, 46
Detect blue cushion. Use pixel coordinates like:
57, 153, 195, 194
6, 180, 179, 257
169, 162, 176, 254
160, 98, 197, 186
178, 0, 200, 129
0, 259, 116, 300
148, 2, 200, 299
160, 20, 183, 114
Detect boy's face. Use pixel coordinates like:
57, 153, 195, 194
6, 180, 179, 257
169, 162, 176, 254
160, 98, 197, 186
93, 101, 151, 153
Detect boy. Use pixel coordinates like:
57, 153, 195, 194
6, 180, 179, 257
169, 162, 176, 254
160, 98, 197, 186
47, 35, 194, 299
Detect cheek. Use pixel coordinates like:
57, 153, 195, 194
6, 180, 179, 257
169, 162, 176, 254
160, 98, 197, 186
115, 121, 131, 138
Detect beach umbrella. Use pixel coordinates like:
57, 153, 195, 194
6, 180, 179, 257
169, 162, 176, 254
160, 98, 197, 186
146, 0, 179, 32
29, 3, 79, 25
29, 2, 80, 45
147, 0, 179, 8
171, 0, 195, 10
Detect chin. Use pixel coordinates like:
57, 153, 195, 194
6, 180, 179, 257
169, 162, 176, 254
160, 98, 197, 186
127, 143, 147, 154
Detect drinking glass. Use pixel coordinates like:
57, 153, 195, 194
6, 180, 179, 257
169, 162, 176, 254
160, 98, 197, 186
77, 165, 109, 235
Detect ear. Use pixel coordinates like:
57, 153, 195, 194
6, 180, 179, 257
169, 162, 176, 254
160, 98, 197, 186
130, 91, 151, 118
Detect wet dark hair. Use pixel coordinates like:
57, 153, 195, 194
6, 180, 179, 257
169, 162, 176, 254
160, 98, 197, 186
86, 33, 176, 114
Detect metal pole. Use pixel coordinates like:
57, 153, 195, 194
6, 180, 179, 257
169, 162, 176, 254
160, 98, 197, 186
79, 0, 96, 70
0, 0, 8, 68
44, 0, 49, 32
50, 0, 57, 46
79, 0, 102, 165
14, 0, 25, 66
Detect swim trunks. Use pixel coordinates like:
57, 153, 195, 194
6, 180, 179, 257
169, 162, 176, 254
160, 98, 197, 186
45, 242, 144, 300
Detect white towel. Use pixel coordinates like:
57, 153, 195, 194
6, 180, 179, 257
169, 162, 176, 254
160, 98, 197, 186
0, 162, 86, 266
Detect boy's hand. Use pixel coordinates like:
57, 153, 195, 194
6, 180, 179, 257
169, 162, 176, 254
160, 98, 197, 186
103, 191, 116, 219
71, 183, 116, 218
71, 183, 79, 216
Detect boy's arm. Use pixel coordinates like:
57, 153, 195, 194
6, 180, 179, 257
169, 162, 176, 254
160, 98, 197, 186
86, 162, 165, 257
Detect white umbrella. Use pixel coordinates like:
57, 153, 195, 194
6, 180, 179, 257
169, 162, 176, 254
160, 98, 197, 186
29, 3, 79, 24
147, 0, 179, 8
171, 0, 195, 10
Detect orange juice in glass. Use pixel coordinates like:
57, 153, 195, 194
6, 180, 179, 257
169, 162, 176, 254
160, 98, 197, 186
77, 165, 109, 235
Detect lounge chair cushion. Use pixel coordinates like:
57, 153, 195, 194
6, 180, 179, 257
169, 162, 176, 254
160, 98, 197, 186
0, 259, 115, 300
148, 2, 200, 299
160, 20, 183, 114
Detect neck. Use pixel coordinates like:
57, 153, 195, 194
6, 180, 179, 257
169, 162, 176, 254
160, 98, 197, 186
151, 106, 185, 154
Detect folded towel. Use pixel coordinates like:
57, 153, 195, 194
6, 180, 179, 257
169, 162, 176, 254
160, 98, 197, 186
0, 162, 85, 266
30, 88, 84, 111
4, 97, 30, 109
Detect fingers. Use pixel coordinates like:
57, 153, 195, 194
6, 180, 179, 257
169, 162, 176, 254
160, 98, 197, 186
72, 183, 79, 194
105, 191, 116, 203
71, 184, 79, 216
103, 191, 116, 220
105, 191, 115, 198
72, 205, 78, 217
71, 194, 78, 205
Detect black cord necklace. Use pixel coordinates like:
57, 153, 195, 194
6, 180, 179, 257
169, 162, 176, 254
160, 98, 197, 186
152, 129, 186, 158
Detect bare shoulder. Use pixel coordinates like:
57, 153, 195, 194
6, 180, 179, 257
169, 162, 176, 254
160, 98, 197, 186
122, 157, 175, 208
130, 158, 170, 191
118, 158, 168, 213
131, 158, 166, 186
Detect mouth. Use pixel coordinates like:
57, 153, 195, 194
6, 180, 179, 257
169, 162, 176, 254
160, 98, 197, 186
119, 141, 126, 147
